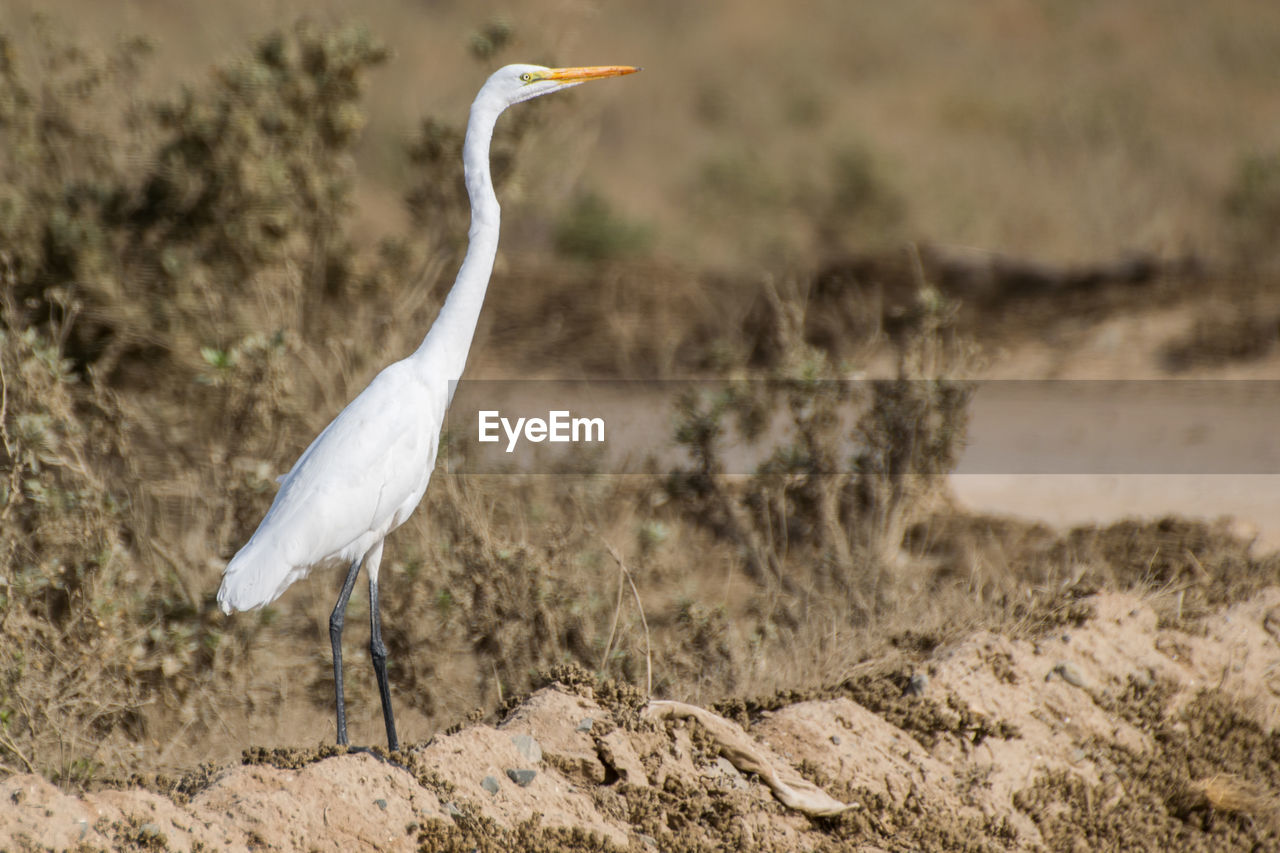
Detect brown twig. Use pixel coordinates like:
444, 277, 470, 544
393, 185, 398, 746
601, 539, 652, 698
598, 547, 627, 677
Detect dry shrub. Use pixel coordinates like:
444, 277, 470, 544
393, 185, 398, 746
666, 273, 972, 607
0, 16, 673, 779
0, 259, 275, 784
0, 278, 136, 783
375, 474, 631, 722
1159, 300, 1280, 371
0, 20, 431, 782
606, 267, 982, 704
1023, 516, 1280, 623
1224, 150, 1280, 271
8, 12, 1274, 798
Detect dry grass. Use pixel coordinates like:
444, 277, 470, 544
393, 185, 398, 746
1, 5, 1279, 790
0, 297, 130, 783
5, 0, 1280, 270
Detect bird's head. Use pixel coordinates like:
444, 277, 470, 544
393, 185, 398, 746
483, 63, 640, 108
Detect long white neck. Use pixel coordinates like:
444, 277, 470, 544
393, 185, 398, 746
413, 95, 504, 383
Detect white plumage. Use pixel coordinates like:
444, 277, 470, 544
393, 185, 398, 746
216, 63, 639, 751
217, 361, 445, 612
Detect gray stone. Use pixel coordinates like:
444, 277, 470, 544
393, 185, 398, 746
506, 768, 537, 787
511, 733, 543, 763
481, 775, 501, 795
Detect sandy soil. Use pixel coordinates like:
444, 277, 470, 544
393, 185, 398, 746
1, 4, 1277, 848
4, 586, 1278, 851
6, 294, 1278, 851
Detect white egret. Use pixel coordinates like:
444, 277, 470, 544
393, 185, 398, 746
217, 63, 639, 751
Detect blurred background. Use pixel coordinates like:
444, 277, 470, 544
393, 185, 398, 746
2, 0, 1279, 787
11, 0, 1280, 273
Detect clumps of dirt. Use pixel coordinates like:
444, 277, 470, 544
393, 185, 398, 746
531, 662, 649, 730
397, 750, 460, 800
92, 760, 230, 812
240, 742, 467, 808
416, 812, 625, 853
816, 792, 1021, 853
442, 707, 489, 736
1017, 685, 1280, 851
241, 742, 348, 770
782, 747, 1022, 851
171, 761, 223, 804
97, 813, 171, 851
606, 747, 830, 853
712, 689, 820, 728
840, 675, 1022, 750
714, 674, 1021, 751
612, 782, 745, 852
1176, 691, 1280, 794
1095, 673, 1180, 732
6, 587, 1280, 850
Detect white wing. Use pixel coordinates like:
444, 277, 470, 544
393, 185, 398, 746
217, 358, 448, 612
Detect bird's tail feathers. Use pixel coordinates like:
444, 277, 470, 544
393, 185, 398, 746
218, 540, 311, 614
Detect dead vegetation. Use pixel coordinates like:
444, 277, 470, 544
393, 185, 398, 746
0, 18, 982, 784
1, 13, 1280, 853
1014, 687, 1280, 851
9, 585, 1280, 850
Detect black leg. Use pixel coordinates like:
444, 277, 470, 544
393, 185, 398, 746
369, 573, 400, 751
329, 556, 363, 747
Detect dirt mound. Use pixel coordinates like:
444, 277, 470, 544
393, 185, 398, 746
4, 588, 1279, 851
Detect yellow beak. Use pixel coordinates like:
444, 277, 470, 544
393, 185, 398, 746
544, 65, 640, 82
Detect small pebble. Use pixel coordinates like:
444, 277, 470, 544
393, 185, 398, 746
374, 798, 387, 811
138, 823, 163, 840
506, 768, 537, 787
481, 775, 500, 795
576, 717, 594, 733
830, 734, 841, 745
511, 733, 542, 763
904, 673, 929, 697
1047, 661, 1087, 688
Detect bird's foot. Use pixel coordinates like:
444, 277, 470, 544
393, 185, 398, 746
344, 744, 410, 772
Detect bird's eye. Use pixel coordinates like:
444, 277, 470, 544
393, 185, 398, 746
520, 73, 533, 83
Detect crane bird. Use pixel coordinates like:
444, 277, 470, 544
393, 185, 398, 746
217, 63, 639, 751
